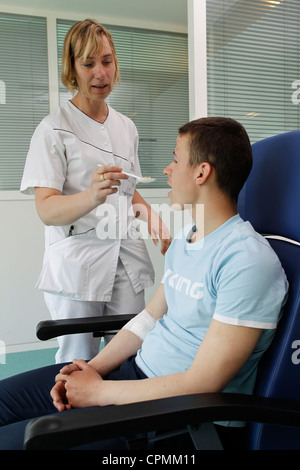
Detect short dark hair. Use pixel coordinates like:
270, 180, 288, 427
179, 117, 253, 202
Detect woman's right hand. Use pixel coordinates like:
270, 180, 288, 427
90, 165, 128, 206
34, 166, 128, 226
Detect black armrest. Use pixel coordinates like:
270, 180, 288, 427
36, 314, 135, 340
24, 392, 300, 450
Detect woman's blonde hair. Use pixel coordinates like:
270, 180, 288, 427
61, 19, 120, 93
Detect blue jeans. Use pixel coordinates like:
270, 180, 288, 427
0, 356, 147, 450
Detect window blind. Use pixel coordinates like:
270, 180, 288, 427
206, 0, 300, 143
57, 20, 189, 188
0, 13, 49, 190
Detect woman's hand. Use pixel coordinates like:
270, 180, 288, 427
35, 166, 128, 226
147, 208, 172, 255
132, 191, 172, 255
90, 165, 128, 206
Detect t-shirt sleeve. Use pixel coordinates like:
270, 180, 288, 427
20, 120, 67, 195
212, 237, 288, 329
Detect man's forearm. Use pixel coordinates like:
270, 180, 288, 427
88, 329, 143, 376
89, 284, 167, 376
94, 369, 200, 407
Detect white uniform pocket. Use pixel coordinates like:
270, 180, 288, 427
36, 231, 94, 300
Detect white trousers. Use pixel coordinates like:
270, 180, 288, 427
44, 258, 145, 363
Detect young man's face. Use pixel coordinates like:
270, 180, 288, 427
164, 134, 199, 210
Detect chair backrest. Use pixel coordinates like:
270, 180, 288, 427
237, 130, 300, 450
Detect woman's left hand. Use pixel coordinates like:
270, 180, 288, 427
132, 191, 172, 255
148, 209, 172, 255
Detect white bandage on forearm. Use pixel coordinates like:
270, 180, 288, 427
122, 309, 156, 341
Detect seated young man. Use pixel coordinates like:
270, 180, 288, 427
0, 117, 288, 450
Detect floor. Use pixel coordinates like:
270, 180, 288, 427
0, 348, 58, 380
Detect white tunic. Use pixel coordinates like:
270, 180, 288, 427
21, 101, 154, 301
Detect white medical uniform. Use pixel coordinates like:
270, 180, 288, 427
21, 100, 154, 362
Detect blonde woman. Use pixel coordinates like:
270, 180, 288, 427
21, 19, 170, 363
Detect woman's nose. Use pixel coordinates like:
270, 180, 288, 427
95, 64, 106, 79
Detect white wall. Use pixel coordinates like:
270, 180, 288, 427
0, 194, 51, 352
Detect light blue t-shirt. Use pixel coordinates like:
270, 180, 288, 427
136, 215, 288, 398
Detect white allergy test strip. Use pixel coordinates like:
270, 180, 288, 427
122, 171, 156, 183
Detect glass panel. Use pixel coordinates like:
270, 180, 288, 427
207, 0, 300, 143
0, 13, 49, 190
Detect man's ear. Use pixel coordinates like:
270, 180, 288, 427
195, 162, 213, 185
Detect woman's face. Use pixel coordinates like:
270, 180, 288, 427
73, 34, 116, 103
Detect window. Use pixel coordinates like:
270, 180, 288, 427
57, 20, 189, 187
206, 0, 300, 143
0, 13, 48, 190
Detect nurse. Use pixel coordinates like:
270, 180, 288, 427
20, 19, 171, 363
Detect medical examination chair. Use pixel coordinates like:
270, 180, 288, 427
24, 130, 300, 450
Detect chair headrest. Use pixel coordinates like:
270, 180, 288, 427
238, 131, 300, 243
